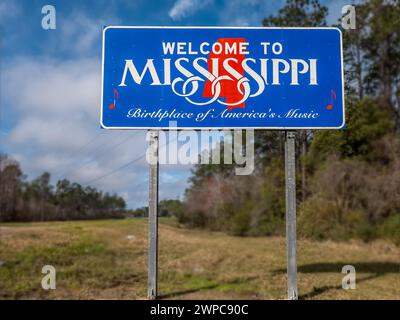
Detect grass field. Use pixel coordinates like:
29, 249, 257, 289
0, 218, 399, 300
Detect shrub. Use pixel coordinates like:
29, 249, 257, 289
229, 204, 251, 236
298, 197, 370, 241
378, 214, 400, 245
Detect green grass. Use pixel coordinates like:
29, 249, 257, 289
0, 218, 399, 299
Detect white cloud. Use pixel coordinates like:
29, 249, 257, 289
8, 116, 93, 151
168, 0, 213, 20
4, 57, 100, 119
0, 10, 203, 208
1, 54, 192, 207
58, 13, 109, 56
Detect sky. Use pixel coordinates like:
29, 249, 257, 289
0, 0, 346, 208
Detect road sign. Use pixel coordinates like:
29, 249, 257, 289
101, 27, 344, 130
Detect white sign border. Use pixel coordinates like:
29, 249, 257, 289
100, 26, 345, 130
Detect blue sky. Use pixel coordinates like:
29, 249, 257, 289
0, 0, 346, 208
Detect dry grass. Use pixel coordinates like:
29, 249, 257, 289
0, 218, 399, 300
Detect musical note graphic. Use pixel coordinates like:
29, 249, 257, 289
108, 89, 120, 110
326, 89, 336, 110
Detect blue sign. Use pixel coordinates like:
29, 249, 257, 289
101, 27, 344, 129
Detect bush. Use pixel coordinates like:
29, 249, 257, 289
378, 214, 400, 245
310, 98, 394, 159
229, 204, 251, 236
298, 197, 369, 241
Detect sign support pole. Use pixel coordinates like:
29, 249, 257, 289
148, 130, 159, 299
285, 131, 298, 300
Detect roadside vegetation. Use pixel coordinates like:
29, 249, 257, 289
0, 219, 399, 299
176, 0, 400, 245
0, 156, 126, 222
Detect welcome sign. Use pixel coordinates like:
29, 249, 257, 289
101, 27, 344, 129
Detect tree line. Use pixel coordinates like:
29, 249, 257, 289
0, 153, 126, 222
178, 0, 400, 245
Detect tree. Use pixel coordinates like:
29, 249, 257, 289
0, 154, 127, 222
344, 0, 400, 128
182, 0, 400, 244
262, 0, 329, 200
0, 153, 23, 221
30, 172, 53, 220
309, 98, 394, 160
159, 199, 184, 218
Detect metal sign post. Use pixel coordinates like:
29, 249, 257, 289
148, 130, 159, 299
285, 131, 298, 300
